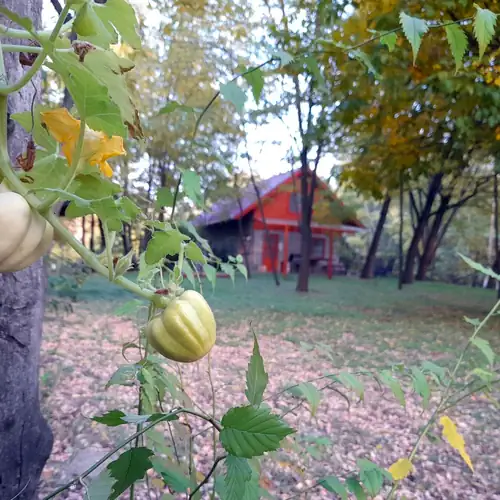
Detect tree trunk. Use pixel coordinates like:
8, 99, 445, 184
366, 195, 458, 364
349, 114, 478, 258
81, 216, 86, 247
402, 173, 443, 284
296, 150, 316, 292
235, 177, 251, 279
98, 217, 105, 250
249, 167, 279, 286
121, 223, 132, 254
89, 214, 95, 252
0, 0, 53, 497
415, 196, 450, 281
360, 194, 391, 279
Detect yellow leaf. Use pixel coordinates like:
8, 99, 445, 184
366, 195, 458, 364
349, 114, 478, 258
439, 416, 474, 472
151, 478, 164, 489
388, 458, 413, 481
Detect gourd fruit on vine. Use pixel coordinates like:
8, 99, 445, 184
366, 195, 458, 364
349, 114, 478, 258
146, 290, 216, 363
0, 182, 54, 273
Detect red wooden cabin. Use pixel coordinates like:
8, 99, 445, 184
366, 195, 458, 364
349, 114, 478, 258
194, 170, 364, 278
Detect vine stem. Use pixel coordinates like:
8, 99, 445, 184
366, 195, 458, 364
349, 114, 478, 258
188, 455, 226, 500
386, 297, 500, 499
43, 408, 220, 500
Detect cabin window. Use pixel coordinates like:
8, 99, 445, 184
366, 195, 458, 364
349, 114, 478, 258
289, 192, 301, 213
311, 237, 325, 258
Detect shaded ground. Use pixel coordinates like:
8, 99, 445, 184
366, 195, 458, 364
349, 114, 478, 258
39, 275, 500, 499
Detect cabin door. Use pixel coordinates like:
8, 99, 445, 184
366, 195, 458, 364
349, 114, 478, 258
262, 234, 279, 272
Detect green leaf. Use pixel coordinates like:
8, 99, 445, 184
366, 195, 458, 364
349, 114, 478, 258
11, 107, 56, 151
470, 367, 495, 384
155, 187, 175, 209
470, 337, 495, 365
182, 170, 203, 206
224, 455, 252, 500
203, 263, 217, 289
380, 32, 397, 52
220, 81, 247, 113
378, 370, 405, 407
151, 457, 193, 492
245, 334, 269, 406
220, 406, 294, 458
473, 4, 498, 59
345, 477, 366, 500
220, 262, 236, 283
421, 361, 446, 383
85, 469, 115, 500
183, 261, 196, 288
49, 53, 126, 137
459, 253, 500, 281
158, 101, 195, 115
336, 372, 365, 401
0, 6, 34, 33
350, 50, 379, 77
107, 448, 154, 499
180, 221, 212, 253
399, 12, 429, 64
106, 364, 138, 388
464, 316, 481, 327
411, 367, 431, 409
318, 476, 347, 499
304, 56, 325, 85
272, 49, 294, 66
357, 459, 384, 496
445, 23, 468, 73
145, 230, 189, 264
286, 382, 321, 416
243, 68, 265, 103
185, 241, 206, 263
26, 155, 68, 203
93, 410, 169, 427
91, 0, 141, 49
236, 263, 248, 280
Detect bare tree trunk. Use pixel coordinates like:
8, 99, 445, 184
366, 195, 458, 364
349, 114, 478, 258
0, 1, 53, 497
398, 172, 404, 290
402, 173, 443, 284
121, 224, 132, 254
98, 217, 105, 250
249, 166, 280, 286
81, 216, 86, 247
415, 196, 450, 281
89, 214, 95, 252
360, 194, 391, 279
235, 175, 251, 278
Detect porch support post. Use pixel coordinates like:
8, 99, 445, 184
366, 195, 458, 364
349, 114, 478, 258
327, 231, 334, 280
283, 225, 289, 275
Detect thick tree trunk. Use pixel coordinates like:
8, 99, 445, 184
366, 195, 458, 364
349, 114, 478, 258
121, 223, 132, 254
360, 194, 391, 279
402, 173, 443, 284
98, 217, 105, 250
249, 168, 279, 286
89, 214, 95, 252
0, 0, 53, 498
296, 152, 317, 292
415, 196, 450, 281
236, 183, 252, 279
81, 216, 86, 247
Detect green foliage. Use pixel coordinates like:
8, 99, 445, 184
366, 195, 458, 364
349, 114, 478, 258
319, 475, 348, 499
445, 23, 468, 72
245, 334, 269, 406
85, 470, 115, 500
286, 382, 322, 416
145, 230, 190, 265
243, 68, 265, 103
357, 459, 389, 496
220, 406, 294, 458
107, 448, 154, 499
399, 12, 428, 64
345, 476, 367, 500
380, 32, 398, 52
223, 455, 253, 500
220, 81, 247, 113
470, 337, 495, 365
473, 4, 498, 59
151, 457, 194, 492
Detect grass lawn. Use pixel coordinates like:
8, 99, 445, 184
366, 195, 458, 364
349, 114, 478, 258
73, 272, 500, 369
41, 273, 500, 499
